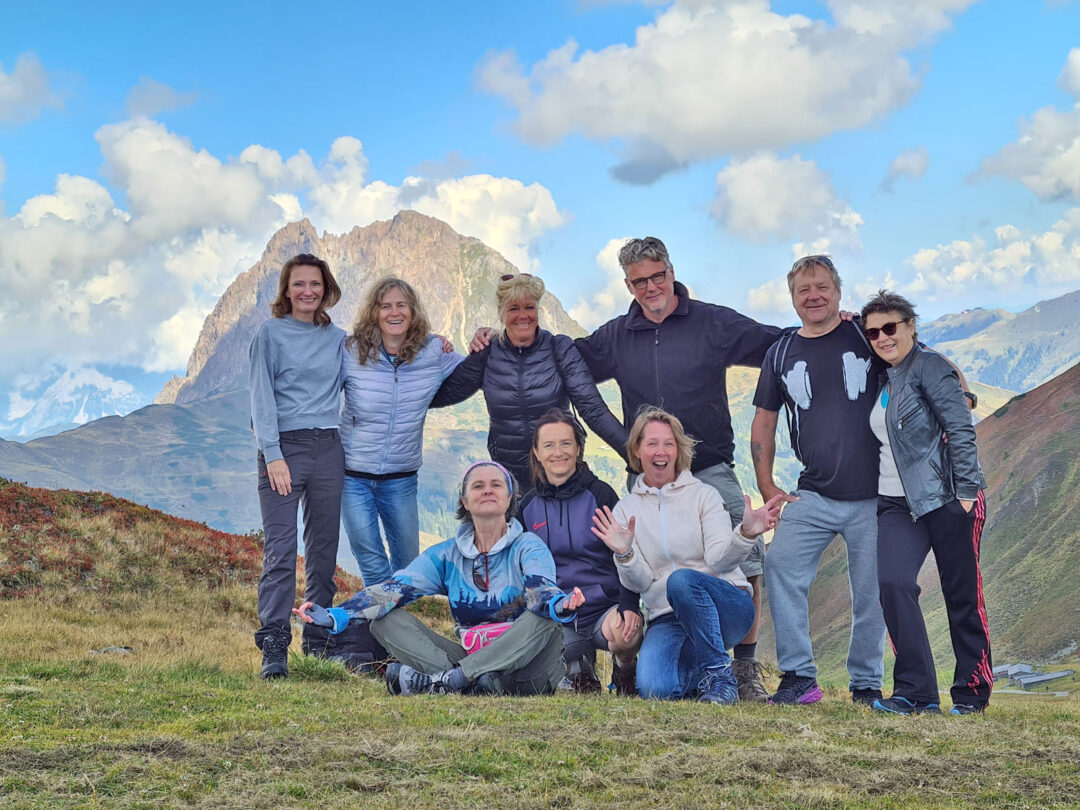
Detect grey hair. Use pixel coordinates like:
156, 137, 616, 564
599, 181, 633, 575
618, 237, 673, 274
787, 255, 842, 295
861, 289, 919, 339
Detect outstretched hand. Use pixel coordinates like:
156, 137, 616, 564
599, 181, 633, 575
558, 586, 586, 615
469, 327, 496, 353
292, 601, 333, 628
739, 493, 787, 537
591, 506, 635, 555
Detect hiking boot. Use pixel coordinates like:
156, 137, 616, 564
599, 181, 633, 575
610, 657, 638, 697
768, 672, 823, 705
259, 633, 289, 680
697, 664, 739, 705
872, 695, 941, 715
732, 658, 769, 703
948, 703, 985, 716
852, 688, 884, 706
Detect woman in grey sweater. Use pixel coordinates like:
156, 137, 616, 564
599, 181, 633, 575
249, 253, 345, 680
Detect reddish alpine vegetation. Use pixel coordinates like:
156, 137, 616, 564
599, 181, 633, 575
0, 478, 361, 599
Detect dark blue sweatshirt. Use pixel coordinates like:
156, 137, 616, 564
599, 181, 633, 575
518, 467, 640, 628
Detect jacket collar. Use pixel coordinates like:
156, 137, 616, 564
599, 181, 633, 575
498, 327, 549, 354
454, 517, 524, 559
534, 466, 596, 500
630, 467, 696, 496
884, 343, 922, 382
625, 282, 690, 331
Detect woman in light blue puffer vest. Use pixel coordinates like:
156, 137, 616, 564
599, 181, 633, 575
340, 277, 463, 585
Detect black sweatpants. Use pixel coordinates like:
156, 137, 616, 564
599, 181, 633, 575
255, 428, 344, 652
877, 491, 992, 707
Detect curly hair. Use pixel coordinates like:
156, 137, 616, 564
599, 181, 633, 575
270, 254, 341, 327
346, 277, 432, 365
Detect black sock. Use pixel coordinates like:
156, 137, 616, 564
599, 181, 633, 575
733, 643, 756, 660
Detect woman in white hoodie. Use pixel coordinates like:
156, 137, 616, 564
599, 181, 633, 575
592, 407, 784, 704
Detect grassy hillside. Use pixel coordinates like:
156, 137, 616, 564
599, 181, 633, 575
1, 479, 1078, 808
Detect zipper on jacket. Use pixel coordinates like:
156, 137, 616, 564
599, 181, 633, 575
379, 355, 400, 474
654, 327, 663, 408
659, 490, 671, 561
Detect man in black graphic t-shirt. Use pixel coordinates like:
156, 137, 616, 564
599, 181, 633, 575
750, 256, 887, 707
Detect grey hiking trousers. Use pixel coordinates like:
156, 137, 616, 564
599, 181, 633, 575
371, 609, 564, 695
255, 428, 344, 651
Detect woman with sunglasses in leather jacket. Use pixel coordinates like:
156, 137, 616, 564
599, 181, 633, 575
862, 290, 991, 717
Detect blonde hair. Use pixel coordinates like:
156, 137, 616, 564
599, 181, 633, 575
495, 273, 546, 327
270, 254, 341, 327
626, 407, 697, 475
346, 277, 432, 365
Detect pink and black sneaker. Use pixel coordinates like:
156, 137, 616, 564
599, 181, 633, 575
768, 672, 823, 705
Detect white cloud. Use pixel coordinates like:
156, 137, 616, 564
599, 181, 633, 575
710, 153, 863, 252
1060, 47, 1080, 99
126, 77, 198, 117
0, 119, 570, 403
0, 53, 62, 124
479, 0, 975, 182
846, 211, 1080, 307
307, 140, 570, 272
570, 237, 633, 328
881, 145, 930, 191
977, 50, 1080, 200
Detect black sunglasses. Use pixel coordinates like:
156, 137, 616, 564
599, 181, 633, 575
500, 273, 535, 282
864, 319, 908, 341
472, 553, 490, 591
627, 269, 669, 291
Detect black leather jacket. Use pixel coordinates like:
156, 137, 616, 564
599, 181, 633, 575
881, 344, 986, 519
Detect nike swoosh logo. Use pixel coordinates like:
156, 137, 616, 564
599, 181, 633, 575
532, 521, 547, 530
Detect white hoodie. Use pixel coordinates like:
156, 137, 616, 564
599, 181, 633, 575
613, 469, 755, 619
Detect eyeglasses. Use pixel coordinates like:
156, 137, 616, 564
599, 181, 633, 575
627, 269, 670, 290
794, 255, 835, 270
864, 319, 908, 341
472, 553, 490, 591
500, 273, 534, 282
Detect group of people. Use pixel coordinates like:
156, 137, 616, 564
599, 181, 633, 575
250, 239, 992, 716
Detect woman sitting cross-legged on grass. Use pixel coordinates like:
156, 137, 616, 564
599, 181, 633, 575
591, 408, 785, 704
294, 460, 585, 696
518, 408, 642, 695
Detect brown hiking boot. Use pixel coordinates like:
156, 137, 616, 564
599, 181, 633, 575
610, 657, 638, 697
732, 658, 769, 703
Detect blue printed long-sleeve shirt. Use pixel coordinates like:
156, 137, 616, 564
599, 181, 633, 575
329, 519, 574, 631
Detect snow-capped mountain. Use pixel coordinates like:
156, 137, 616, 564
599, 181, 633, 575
0, 367, 147, 440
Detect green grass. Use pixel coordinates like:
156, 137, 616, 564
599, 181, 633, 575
2, 479, 1079, 808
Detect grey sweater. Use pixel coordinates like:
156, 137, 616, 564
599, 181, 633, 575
249, 315, 346, 463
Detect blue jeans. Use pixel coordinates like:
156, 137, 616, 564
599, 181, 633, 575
341, 473, 420, 585
636, 569, 755, 700
765, 490, 885, 689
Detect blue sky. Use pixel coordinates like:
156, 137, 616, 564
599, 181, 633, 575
2, 0, 1080, 428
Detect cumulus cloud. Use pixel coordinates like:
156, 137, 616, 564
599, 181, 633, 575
126, 77, 198, 117
0, 119, 570, 412
976, 49, 1080, 200
479, 0, 975, 182
307, 138, 570, 271
836, 212, 1080, 310
0, 53, 62, 123
710, 153, 863, 252
570, 238, 633, 328
880, 145, 929, 192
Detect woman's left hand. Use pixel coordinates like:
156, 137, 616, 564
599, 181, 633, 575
434, 333, 455, 353
740, 493, 787, 537
558, 586, 586, 614
959, 499, 974, 513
